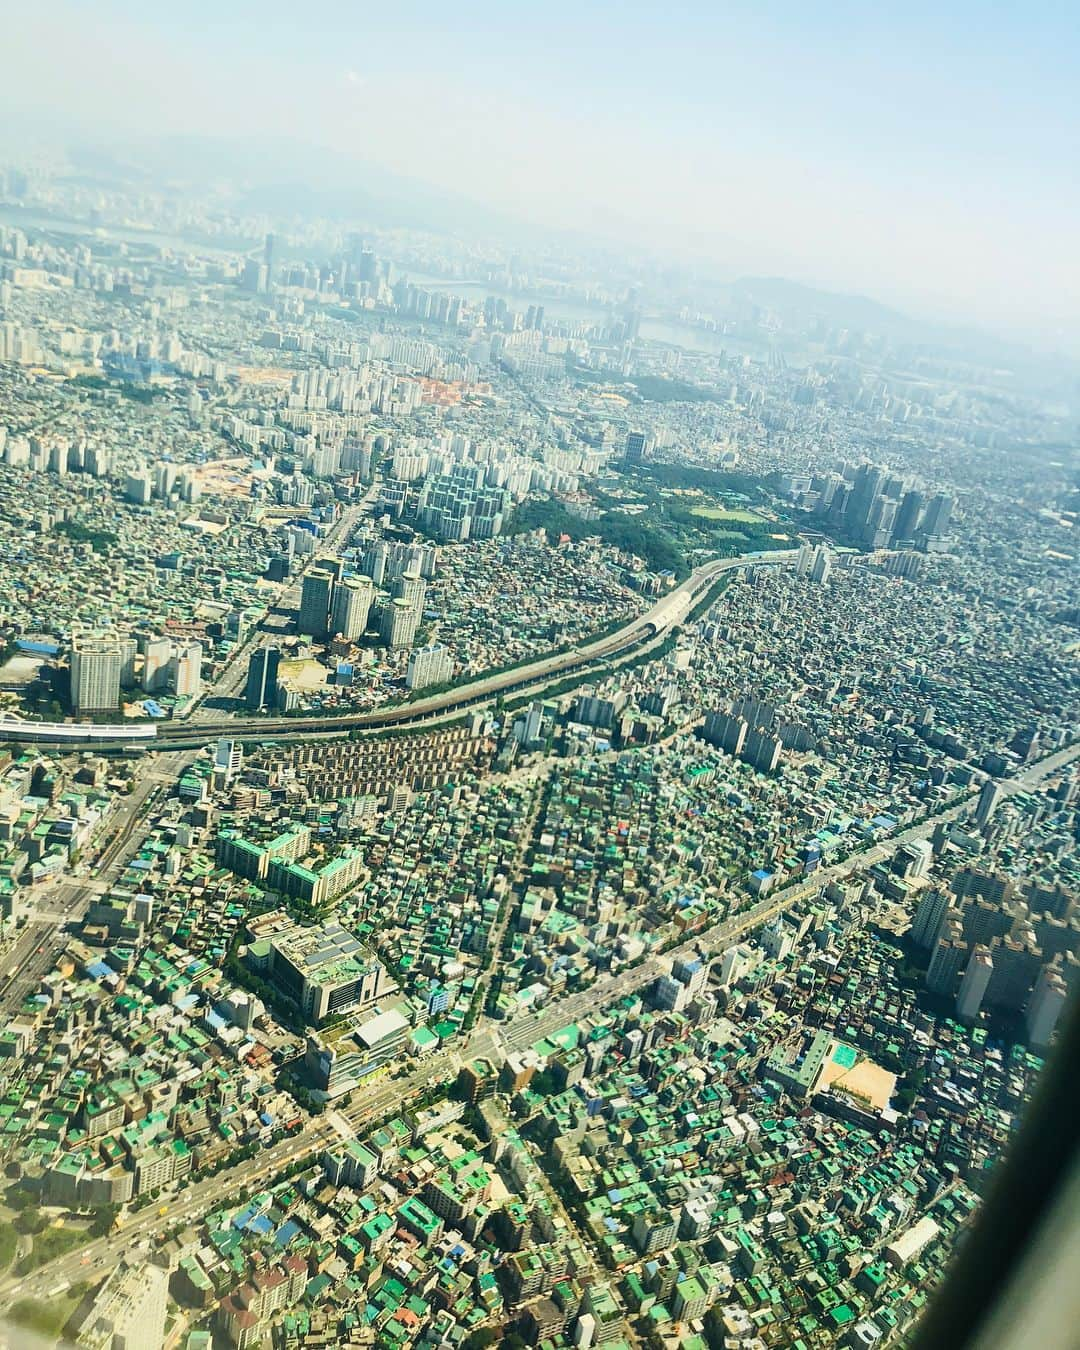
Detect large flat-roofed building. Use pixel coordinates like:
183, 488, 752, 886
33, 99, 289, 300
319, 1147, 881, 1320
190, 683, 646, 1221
381, 595, 420, 649
305, 1004, 412, 1096
330, 575, 374, 640
77, 1258, 170, 1350
264, 918, 396, 1023
244, 645, 281, 710
406, 641, 453, 691
217, 824, 363, 906
761, 1028, 833, 1098
268, 847, 364, 906
298, 566, 336, 638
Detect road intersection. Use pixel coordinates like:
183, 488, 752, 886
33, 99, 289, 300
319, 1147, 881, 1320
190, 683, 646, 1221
4, 739, 1073, 1304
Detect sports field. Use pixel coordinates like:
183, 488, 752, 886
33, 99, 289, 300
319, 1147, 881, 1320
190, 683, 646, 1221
688, 506, 766, 523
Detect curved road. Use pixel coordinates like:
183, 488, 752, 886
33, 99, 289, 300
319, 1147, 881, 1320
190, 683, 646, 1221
0, 549, 796, 752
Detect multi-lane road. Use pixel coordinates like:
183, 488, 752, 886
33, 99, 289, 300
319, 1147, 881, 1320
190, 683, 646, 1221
503, 741, 1080, 1052
0, 1056, 454, 1306
183, 483, 383, 724
0, 546, 782, 1084
161, 548, 796, 744
0, 748, 195, 1019
0, 525, 1072, 1302
5, 740, 1073, 1306
0, 548, 796, 752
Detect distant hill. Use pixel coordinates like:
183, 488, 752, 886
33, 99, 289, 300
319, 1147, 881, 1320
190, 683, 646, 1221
67, 134, 549, 243
55, 134, 1080, 388
731, 274, 1078, 382
731, 276, 915, 333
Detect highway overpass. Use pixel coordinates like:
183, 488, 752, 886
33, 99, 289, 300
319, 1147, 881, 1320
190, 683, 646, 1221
0, 548, 795, 752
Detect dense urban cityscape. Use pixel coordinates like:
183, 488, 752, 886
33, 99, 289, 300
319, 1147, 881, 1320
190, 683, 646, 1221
0, 119, 1075, 1350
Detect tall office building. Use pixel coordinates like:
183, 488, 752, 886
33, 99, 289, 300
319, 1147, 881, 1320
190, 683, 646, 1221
381, 598, 420, 650
744, 727, 783, 774
330, 577, 374, 641
241, 258, 269, 293
957, 945, 994, 1021
85, 444, 111, 478
298, 568, 336, 638
245, 647, 281, 711
170, 641, 203, 698
911, 890, 950, 949
846, 463, 886, 541
922, 492, 953, 538
866, 495, 898, 548
974, 778, 1004, 829
214, 738, 243, 784
702, 711, 748, 757
892, 489, 924, 543
809, 546, 832, 583
152, 461, 177, 499
119, 637, 138, 688
316, 555, 345, 583
519, 700, 545, 745
1026, 966, 1067, 1048
624, 431, 650, 465
125, 466, 153, 505
362, 541, 390, 586
70, 637, 123, 714
927, 921, 967, 996
357, 247, 378, 284
406, 542, 438, 579
141, 636, 173, 693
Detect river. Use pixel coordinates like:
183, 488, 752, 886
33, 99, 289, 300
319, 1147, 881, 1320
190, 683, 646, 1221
0, 205, 255, 257
1, 206, 747, 357
396, 269, 738, 356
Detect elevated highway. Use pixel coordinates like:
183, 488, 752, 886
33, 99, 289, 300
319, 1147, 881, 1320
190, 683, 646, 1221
0, 549, 795, 752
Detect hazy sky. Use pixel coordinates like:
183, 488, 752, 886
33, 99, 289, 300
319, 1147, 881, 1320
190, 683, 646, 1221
4, 1, 1078, 346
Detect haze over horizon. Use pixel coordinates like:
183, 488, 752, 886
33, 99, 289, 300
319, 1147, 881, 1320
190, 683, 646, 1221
2, 8, 1080, 1345
2, 0, 1077, 354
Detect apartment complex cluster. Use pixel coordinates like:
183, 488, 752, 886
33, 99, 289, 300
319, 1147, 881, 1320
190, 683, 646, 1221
275, 721, 494, 802
378, 432, 602, 541
915, 862, 1077, 1045
240, 523, 643, 717
0, 159, 1076, 1350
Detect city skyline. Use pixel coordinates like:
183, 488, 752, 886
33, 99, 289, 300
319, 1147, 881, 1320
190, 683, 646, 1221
2, 1, 1077, 352
0, 8, 1077, 1346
